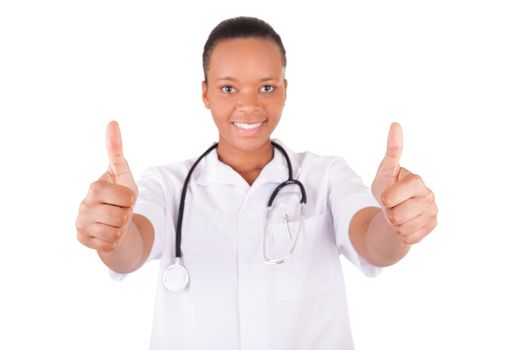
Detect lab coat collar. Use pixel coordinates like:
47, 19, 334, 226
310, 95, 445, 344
194, 138, 300, 187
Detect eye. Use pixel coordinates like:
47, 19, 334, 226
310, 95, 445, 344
260, 85, 275, 93
220, 85, 236, 94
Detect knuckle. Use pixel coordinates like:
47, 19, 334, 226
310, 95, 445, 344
109, 226, 124, 241
129, 191, 137, 205
418, 227, 430, 239
408, 174, 422, 185
77, 206, 92, 223
89, 181, 104, 198
98, 243, 111, 252
126, 207, 134, 219
107, 240, 120, 252
90, 223, 102, 236
114, 228, 123, 239
75, 218, 85, 231
119, 213, 128, 227
430, 216, 438, 229
406, 230, 423, 244
98, 224, 115, 241
112, 240, 121, 250
95, 240, 110, 252
425, 189, 435, 203
77, 233, 91, 247
388, 211, 398, 225
93, 238, 107, 251
408, 235, 422, 244
96, 245, 108, 253
127, 193, 137, 207
433, 204, 439, 216
78, 200, 88, 213
88, 181, 98, 194
381, 193, 390, 207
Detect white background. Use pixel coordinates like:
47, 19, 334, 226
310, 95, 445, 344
1, 0, 524, 349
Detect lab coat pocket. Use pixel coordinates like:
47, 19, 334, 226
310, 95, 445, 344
272, 212, 337, 301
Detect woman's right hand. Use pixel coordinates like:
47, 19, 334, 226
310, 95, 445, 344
76, 121, 139, 252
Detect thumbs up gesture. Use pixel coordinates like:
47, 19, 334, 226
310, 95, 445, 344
76, 121, 138, 252
104, 121, 138, 193
371, 123, 438, 244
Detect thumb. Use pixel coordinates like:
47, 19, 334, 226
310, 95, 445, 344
105, 121, 137, 192
377, 122, 403, 177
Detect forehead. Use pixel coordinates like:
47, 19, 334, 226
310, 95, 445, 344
207, 38, 284, 81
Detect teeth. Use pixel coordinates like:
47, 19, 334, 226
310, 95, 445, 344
234, 121, 263, 130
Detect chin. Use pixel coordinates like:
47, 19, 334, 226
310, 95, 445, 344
222, 135, 272, 152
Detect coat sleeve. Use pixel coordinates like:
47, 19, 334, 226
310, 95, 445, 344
109, 166, 167, 281
327, 156, 382, 277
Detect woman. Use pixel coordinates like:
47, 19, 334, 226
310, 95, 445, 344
76, 16, 438, 350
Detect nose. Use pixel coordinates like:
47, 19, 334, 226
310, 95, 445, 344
236, 90, 261, 114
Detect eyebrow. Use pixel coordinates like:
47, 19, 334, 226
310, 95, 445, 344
214, 76, 279, 82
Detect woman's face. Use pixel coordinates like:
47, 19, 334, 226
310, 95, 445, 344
202, 38, 287, 153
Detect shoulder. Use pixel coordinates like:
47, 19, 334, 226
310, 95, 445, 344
276, 140, 362, 189
286, 144, 354, 176
275, 138, 346, 165
301, 153, 361, 188
149, 159, 194, 177
136, 158, 195, 190
300, 151, 347, 167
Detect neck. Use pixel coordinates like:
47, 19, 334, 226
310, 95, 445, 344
217, 139, 274, 185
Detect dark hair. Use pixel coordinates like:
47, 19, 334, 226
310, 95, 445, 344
202, 16, 287, 83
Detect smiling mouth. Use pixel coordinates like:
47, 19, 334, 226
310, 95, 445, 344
232, 120, 267, 129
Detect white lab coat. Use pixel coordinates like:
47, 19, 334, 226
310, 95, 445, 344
111, 139, 381, 350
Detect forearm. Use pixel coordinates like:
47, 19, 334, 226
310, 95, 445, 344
350, 207, 410, 268
97, 214, 153, 274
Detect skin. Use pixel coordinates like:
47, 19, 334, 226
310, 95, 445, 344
352, 123, 438, 266
75, 37, 438, 273
201, 38, 288, 185
76, 121, 154, 273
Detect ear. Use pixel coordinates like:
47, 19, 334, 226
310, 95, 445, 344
201, 80, 210, 109
284, 78, 288, 102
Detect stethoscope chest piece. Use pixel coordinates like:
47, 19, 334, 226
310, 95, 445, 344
163, 258, 189, 292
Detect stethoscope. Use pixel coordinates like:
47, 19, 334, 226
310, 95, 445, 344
162, 141, 307, 292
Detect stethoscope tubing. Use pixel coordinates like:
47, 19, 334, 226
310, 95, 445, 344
163, 140, 307, 292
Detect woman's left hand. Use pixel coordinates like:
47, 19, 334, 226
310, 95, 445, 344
371, 123, 438, 244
